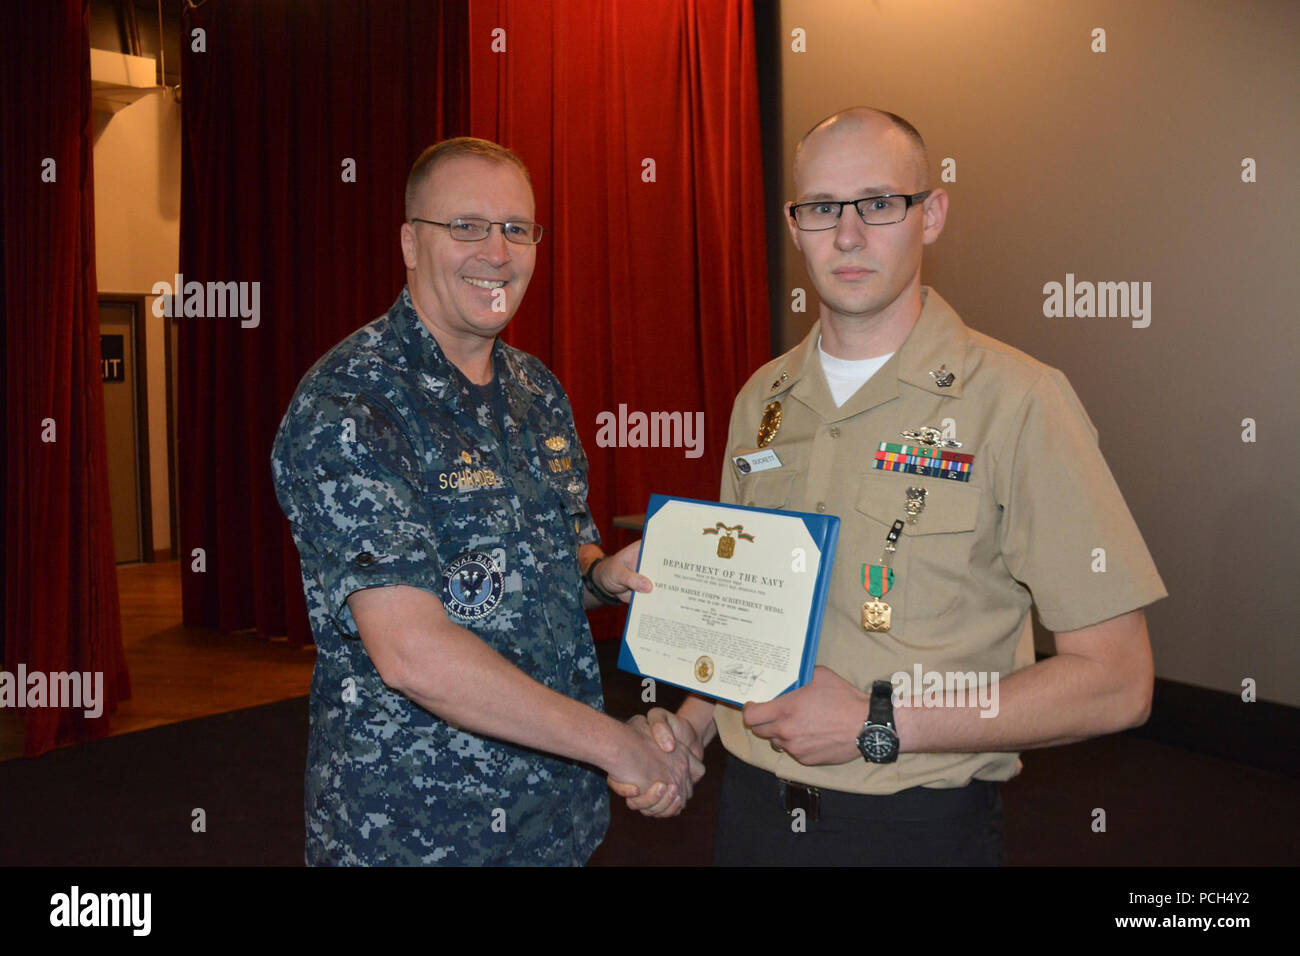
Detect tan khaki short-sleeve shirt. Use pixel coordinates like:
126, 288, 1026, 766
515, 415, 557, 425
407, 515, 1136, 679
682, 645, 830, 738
714, 288, 1167, 793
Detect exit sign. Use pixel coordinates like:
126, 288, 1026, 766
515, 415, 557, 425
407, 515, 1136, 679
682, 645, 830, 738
101, 334, 125, 382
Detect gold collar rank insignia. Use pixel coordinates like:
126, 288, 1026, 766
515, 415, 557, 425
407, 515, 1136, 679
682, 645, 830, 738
757, 401, 783, 447
516, 367, 539, 394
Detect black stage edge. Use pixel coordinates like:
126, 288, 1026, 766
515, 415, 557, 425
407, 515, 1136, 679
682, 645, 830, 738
1129, 677, 1299, 778
1, 641, 1295, 871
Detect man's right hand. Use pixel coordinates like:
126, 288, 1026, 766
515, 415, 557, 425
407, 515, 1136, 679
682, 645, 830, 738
606, 708, 706, 817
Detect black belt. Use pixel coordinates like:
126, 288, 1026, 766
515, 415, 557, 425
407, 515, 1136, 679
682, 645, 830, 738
771, 770, 999, 825
778, 778, 822, 821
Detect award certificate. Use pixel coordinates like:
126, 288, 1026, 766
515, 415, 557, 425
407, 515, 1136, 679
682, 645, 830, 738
617, 494, 839, 706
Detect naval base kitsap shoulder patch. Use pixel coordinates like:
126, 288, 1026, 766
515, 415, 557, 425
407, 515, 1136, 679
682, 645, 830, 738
441, 551, 505, 621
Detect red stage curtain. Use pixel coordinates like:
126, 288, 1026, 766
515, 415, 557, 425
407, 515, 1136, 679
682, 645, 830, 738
468, 0, 771, 635
1, 0, 130, 755
178, 0, 768, 645
177, 1, 470, 645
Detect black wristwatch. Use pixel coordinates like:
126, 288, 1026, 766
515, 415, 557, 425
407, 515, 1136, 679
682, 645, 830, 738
856, 680, 900, 763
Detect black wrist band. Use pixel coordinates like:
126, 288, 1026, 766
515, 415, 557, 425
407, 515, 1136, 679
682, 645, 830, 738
583, 557, 623, 605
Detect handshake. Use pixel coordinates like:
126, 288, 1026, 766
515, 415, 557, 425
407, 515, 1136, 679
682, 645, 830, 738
604, 707, 708, 818
598, 666, 876, 816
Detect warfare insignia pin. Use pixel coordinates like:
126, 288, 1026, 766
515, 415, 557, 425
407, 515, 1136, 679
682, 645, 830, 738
544, 435, 569, 452
900, 426, 962, 449
441, 551, 505, 621
460, 450, 474, 464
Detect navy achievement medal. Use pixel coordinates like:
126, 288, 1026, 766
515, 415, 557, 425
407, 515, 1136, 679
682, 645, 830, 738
866, 520, 905, 632
757, 401, 783, 447
861, 563, 895, 632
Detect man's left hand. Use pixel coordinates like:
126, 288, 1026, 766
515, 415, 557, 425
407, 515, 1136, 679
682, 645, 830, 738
743, 665, 870, 766
592, 539, 653, 603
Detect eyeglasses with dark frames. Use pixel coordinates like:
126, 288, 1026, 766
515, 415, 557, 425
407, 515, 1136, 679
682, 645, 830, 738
408, 216, 545, 245
788, 192, 932, 230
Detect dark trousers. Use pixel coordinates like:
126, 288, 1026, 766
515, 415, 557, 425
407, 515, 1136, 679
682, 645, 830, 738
713, 754, 1005, 866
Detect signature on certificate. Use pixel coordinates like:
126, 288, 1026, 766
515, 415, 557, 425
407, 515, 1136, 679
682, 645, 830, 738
720, 662, 763, 692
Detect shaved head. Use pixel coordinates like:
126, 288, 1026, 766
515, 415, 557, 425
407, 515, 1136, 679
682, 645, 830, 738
793, 107, 930, 192
782, 105, 948, 334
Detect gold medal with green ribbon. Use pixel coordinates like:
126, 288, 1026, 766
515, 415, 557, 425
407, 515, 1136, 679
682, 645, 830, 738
861, 563, 895, 632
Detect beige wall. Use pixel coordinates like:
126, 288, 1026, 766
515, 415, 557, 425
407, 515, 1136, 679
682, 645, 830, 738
94, 88, 182, 556
772, 0, 1298, 704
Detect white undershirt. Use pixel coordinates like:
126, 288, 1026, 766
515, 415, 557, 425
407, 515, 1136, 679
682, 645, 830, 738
818, 335, 894, 406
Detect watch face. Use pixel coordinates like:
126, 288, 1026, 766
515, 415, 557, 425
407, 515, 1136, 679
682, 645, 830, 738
858, 726, 899, 762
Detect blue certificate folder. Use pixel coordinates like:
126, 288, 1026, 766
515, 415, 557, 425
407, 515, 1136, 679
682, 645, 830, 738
616, 494, 840, 706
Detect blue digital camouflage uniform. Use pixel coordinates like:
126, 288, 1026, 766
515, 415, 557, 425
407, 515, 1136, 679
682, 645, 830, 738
270, 286, 609, 865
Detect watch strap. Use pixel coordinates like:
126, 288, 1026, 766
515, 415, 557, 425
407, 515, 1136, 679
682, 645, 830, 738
868, 679, 895, 728
583, 556, 623, 605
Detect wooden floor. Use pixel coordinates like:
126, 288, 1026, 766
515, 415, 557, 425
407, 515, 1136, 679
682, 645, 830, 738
0, 561, 316, 762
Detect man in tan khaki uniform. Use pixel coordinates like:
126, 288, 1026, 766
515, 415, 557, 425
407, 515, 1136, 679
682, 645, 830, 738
621, 108, 1167, 865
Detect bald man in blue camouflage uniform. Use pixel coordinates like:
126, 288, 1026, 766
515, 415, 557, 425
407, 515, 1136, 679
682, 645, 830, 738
271, 138, 702, 865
